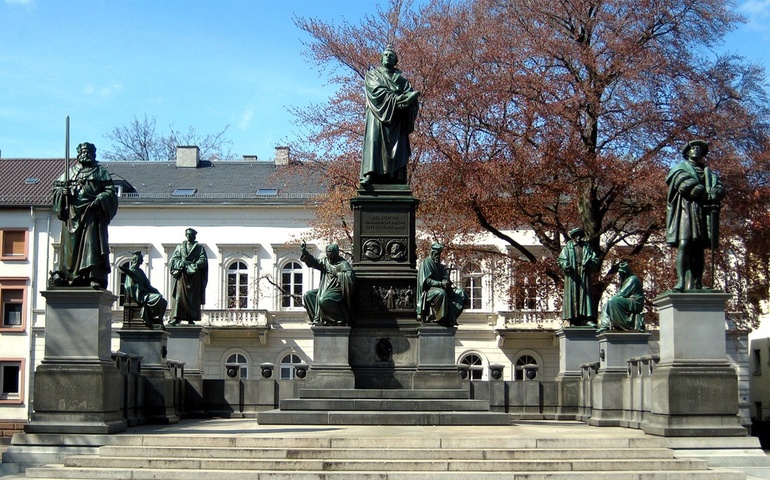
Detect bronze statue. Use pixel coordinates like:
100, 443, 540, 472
121, 250, 167, 330
417, 243, 467, 326
596, 260, 644, 334
557, 227, 600, 327
300, 241, 356, 325
360, 45, 420, 186
666, 139, 724, 291
51, 142, 118, 289
169, 228, 208, 325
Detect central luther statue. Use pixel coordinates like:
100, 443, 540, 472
360, 45, 420, 186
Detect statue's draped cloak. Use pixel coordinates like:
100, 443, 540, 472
301, 251, 355, 325
417, 256, 466, 325
124, 265, 167, 325
557, 240, 599, 321
665, 160, 722, 248
52, 163, 118, 286
600, 274, 644, 331
360, 65, 418, 183
170, 241, 208, 322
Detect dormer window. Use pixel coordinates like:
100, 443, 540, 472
256, 188, 278, 197
172, 188, 197, 197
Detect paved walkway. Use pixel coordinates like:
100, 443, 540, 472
123, 418, 673, 440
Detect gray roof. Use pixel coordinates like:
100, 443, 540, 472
0, 158, 66, 206
0, 159, 325, 207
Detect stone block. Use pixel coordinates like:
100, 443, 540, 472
642, 292, 747, 437
556, 327, 600, 376
25, 362, 126, 434
117, 329, 168, 368
166, 326, 208, 373
41, 289, 117, 363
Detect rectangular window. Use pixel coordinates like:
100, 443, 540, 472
0, 230, 27, 260
754, 349, 762, 375
0, 359, 24, 403
0, 280, 27, 331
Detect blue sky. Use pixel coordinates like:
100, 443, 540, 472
1, 0, 769, 161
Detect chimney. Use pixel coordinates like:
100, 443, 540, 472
176, 146, 200, 168
274, 146, 290, 166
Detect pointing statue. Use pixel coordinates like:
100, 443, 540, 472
300, 241, 356, 326
360, 45, 420, 186
51, 142, 119, 289
665, 140, 724, 291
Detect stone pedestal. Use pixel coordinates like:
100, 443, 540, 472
553, 327, 600, 420
642, 292, 747, 437
118, 329, 177, 424
414, 325, 462, 389
26, 289, 126, 434
589, 332, 650, 427
167, 325, 208, 417
349, 185, 425, 388
306, 326, 355, 389
118, 329, 168, 368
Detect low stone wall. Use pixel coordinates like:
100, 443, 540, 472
0, 421, 26, 441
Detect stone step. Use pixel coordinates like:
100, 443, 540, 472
61, 455, 713, 472
256, 409, 512, 425
22, 467, 747, 480
297, 388, 471, 399
97, 445, 679, 460
278, 398, 490, 411
2, 445, 99, 465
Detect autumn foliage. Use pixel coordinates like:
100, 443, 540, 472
286, 0, 770, 327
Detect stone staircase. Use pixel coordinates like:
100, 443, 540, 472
1, 430, 758, 479
257, 387, 512, 425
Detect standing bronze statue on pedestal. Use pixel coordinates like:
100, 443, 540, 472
665, 140, 724, 291
51, 142, 118, 289
558, 227, 599, 327
169, 228, 208, 325
360, 45, 420, 186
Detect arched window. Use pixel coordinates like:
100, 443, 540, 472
225, 352, 249, 379
462, 262, 483, 310
280, 353, 303, 380
459, 353, 484, 380
118, 260, 130, 306
281, 261, 303, 308
515, 354, 538, 381
227, 261, 249, 309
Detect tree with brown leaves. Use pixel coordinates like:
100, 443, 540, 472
286, 0, 770, 327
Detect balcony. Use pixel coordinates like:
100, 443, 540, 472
495, 310, 564, 331
200, 309, 269, 328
